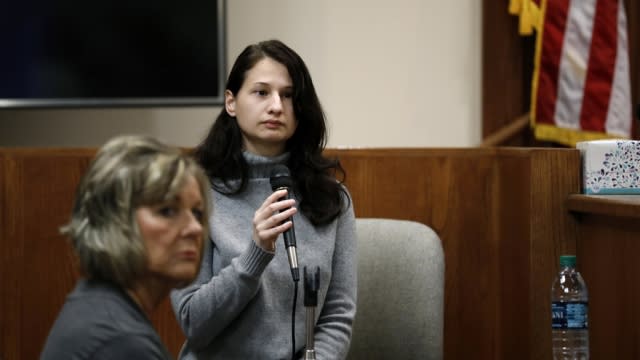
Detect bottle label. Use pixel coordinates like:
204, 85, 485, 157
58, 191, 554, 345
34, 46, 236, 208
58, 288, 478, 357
551, 301, 588, 329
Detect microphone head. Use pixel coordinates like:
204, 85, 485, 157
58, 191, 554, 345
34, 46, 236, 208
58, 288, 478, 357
270, 164, 293, 190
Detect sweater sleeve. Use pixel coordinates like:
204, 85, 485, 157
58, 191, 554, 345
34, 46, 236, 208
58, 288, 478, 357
170, 237, 275, 350
312, 191, 358, 360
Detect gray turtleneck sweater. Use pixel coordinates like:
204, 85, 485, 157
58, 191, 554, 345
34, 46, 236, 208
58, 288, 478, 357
171, 152, 357, 359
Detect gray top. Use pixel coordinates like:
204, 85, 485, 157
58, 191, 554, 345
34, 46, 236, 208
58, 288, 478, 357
41, 279, 171, 360
171, 152, 357, 359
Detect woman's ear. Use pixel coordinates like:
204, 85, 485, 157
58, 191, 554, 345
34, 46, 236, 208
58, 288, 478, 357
225, 90, 236, 116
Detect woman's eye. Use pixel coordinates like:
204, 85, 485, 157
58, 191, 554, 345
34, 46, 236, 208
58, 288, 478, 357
192, 208, 205, 223
282, 92, 293, 99
255, 89, 268, 96
158, 206, 177, 218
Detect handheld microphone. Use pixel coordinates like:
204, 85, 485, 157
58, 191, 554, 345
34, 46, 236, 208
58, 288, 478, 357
270, 165, 300, 282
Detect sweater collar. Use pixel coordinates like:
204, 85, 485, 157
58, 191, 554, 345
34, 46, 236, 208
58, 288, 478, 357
243, 151, 290, 179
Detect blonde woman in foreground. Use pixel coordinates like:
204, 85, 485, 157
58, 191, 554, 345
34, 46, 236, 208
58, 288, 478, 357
41, 135, 211, 360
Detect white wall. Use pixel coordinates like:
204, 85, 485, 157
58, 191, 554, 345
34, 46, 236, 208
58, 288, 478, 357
0, 0, 481, 148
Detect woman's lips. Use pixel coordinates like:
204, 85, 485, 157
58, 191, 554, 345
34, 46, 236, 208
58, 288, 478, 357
178, 250, 198, 260
263, 120, 283, 129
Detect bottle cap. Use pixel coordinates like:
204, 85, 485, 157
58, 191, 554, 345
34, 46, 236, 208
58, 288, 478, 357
559, 255, 576, 267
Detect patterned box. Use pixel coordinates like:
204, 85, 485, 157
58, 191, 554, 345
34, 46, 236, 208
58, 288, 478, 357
576, 140, 640, 194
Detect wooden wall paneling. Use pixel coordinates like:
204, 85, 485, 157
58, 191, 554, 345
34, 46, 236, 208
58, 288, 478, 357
577, 215, 640, 359
627, 0, 640, 138
0, 151, 93, 360
328, 147, 581, 360
568, 194, 640, 359
492, 151, 534, 358
331, 149, 503, 358
0, 152, 21, 360
2, 147, 583, 360
437, 151, 502, 359
470, 148, 580, 359
527, 150, 581, 359
21, 155, 84, 360
151, 299, 185, 358
482, 0, 532, 145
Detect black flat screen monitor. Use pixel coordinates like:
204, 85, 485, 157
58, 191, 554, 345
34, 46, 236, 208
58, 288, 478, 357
0, 0, 225, 108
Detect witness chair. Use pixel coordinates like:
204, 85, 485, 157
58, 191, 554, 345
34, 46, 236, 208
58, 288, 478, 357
347, 218, 444, 360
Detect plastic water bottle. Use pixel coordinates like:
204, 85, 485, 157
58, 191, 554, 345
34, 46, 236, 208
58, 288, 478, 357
551, 255, 589, 360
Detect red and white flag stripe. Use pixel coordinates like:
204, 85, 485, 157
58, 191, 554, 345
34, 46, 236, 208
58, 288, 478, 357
531, 0, 632, 146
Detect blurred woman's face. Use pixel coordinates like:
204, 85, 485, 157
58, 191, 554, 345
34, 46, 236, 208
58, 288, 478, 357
135, 175, 205, 288
225, 57, 298, 157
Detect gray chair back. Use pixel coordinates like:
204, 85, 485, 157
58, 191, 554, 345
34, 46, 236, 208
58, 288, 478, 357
348, 218, 444, 360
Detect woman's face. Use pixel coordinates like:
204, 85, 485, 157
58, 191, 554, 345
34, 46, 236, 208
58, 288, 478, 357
225, 57, 298, 157
135, 175, 205, 288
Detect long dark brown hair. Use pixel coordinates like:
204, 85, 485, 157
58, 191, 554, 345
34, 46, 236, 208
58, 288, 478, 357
194, 39, 347, 225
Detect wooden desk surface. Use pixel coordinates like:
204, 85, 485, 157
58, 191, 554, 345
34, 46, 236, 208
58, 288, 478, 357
567, 194, 640, 219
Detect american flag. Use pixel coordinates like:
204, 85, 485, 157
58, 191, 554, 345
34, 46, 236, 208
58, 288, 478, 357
510, 0, 632, 146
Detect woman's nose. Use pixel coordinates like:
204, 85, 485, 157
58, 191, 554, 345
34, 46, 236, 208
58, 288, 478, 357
182, 212, 203, 238
269, 94, 283, 113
